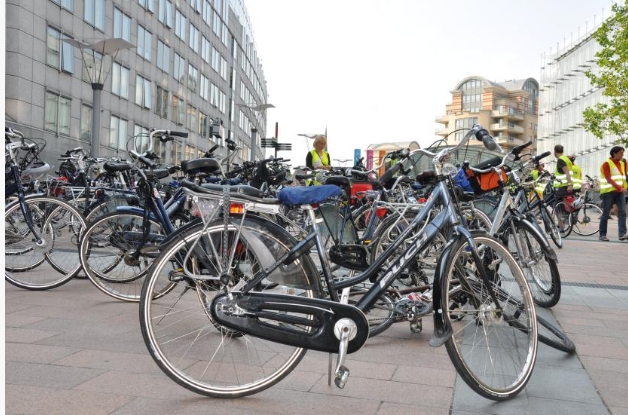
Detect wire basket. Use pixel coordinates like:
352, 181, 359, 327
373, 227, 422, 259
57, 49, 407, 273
318, 202, 358, 245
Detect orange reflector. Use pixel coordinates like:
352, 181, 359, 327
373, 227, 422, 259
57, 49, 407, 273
376, 208, 387, 217
418, 198, 426, 203
230, 203, 244, 214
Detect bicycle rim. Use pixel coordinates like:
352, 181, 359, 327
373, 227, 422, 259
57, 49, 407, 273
572, 203, 602, 237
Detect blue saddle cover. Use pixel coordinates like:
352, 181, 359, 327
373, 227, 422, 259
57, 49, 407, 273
278, 185, 343, 205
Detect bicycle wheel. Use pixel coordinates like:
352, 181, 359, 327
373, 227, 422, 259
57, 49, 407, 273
537, 316, 576, 354
541, 205, 562, 249
79, 211, 166, 302
461, 207, 493, 232
347, 287, 396, 337
5, 197, 86, 290
506, 221, 561, 307
443, 233, 537, 401
571, 203, 603, 237
140, 217, 322, 398
552, 202, 573, 238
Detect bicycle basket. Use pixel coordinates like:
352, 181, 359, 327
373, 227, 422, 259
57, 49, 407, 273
466, 167, 509, 195
318, 202, 358, 244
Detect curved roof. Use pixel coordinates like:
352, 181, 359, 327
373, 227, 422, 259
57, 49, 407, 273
453, 76, 539, 92
368, 141, 421, 151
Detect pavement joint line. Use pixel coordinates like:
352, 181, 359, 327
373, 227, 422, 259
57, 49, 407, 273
561, 281, 628, 291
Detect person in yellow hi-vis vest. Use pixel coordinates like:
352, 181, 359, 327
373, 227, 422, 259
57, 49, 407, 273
305, 135, 330, 185
598, 146, 627, 241
552, 145, 575, 198
531, 162, 548, 197
569, 155, 583, 191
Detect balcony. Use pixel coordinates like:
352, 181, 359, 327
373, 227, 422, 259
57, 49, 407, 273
491, 106, 525, 120
435, 114, 448, 124
494, 134, 525, 146
435, 128, 449, 136
490, 122, 524, 135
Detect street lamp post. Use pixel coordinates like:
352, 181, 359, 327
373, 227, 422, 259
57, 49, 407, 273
64, 38, 134, 158
237, 103, 274, 162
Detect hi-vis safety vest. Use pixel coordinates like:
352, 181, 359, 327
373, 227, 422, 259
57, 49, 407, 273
531, 170, 547, 196
553, 155, 574, 188
571, 164, 583, 190
307, 150, 330, 185
599, 159, 628, 195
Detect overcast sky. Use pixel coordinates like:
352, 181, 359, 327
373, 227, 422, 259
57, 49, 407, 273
245, 0, 614, 167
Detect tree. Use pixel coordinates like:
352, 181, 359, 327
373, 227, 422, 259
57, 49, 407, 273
583, 0, 628, 146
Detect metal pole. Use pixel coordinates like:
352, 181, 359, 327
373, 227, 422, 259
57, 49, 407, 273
91, 83, 103, 158
250, 128, 257, 161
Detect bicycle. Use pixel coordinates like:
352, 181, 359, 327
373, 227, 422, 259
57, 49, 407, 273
140, 124, 538, 401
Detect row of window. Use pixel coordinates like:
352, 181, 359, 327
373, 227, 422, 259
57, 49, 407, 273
48, 0, 266, 103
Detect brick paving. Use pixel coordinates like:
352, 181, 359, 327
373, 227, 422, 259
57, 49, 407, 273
4, 232, 628, 414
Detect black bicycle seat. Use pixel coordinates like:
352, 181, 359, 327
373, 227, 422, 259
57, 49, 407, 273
103, 162, 132, 173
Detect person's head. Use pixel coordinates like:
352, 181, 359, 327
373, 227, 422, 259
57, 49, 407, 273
538, 162, 545, 171
313, 135, 327, 152
610, 146, 625, 161
554, 144, 564, 157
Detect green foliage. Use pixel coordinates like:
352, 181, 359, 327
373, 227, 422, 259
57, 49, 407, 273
583, 0, 628, 146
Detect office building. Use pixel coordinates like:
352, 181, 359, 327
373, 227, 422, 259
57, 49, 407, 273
6, 0, 268, 164
435, 76, 539, 151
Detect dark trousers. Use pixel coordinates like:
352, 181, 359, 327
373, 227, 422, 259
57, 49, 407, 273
599, 191, 627, 237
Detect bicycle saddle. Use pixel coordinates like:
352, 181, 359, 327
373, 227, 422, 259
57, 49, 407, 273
104, 162, 132, 173
181, 158, 221, 175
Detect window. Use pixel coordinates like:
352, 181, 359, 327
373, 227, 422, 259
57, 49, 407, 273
172, 95, 185, 125
44, 92, 71, 135
153, 134, 167, 159
221, 24, 228, 46
135, 75, 151, 109
111, 62, 129, 98
84, 0, 105, 30
173, 53, 185, 83
214, 0, 221, 15
155, 86, 169, 118
109, 115, 128, 149
190, 0, 202, 14
137, 25, 152, 60
139, 0, 155, 13
211, 48, 220, 72
213, 13, 220, 35
200, 75, 209, 100
454, 118, 478, 141
158, 0, 173, 27
187, 64, 198, 91
80, 104, 91, 142
218, 90, 226, 114
186, 105, 198, 132
173, 141, 182, 164
82, 49, 102, 82
203, 0, 211, 25
51, 0, 73, 11
210, 83, 218, 107
113, 8, 131, 41
157, 40, 170, 73
46, 27, 74, 73
220, 56, 228, 80
134, 124, 150, 152
175, 10, 186, 41
189, 24, 199, 53
201, 37, 211, 63
199, 112, 207, 137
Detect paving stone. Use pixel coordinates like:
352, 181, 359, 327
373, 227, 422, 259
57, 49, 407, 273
309, 375, 453, 408
577, 344, 628, 361
580, 356, 628, 374
5, 384, 134, 415
110, 397, 279, 415
610, 407, 628, 415
6, 361, 105, 389
52, 349, 165, 374
5, 326, 61, 343
5, 342, 80, 364
390, 365, 456, 388
275, 370, 323, 392
528, 397, 611, 415
525, 366, 605, 405
378, 402, 449, 415
588, 370, 628, 409
5, 313, 47, 327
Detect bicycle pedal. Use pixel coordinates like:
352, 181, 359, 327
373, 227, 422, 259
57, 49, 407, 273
409, 318, 423, 333
334, 365, 350, 389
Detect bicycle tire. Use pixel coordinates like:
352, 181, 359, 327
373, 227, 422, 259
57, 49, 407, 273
541, 204, 562, 249
571, 203, 602, 237
442, 232, 537, 401
537, 316, 576, 354
140, 216, 322, 398
552, 202, 573, 238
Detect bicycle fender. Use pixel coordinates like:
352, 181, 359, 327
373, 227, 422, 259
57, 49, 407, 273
513, 216, 558, 262
115, 206, 157, 222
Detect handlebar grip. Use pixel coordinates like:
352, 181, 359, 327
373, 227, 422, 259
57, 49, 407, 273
225, 138, 235, 145
512, 140, 533, 156
208, 144, 219, 153
533, 151, 551, 164
475, 129, 498, 151
168, 130, 188, 138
